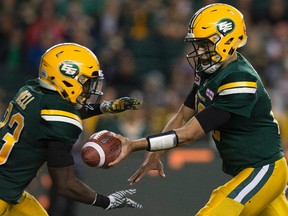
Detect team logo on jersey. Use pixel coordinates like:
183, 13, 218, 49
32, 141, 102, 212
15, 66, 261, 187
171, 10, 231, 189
206, 88, 214, 101
59, 61, 79, 78
217, 19, 235, 35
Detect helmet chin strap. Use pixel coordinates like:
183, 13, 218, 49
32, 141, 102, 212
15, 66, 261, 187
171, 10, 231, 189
202, 54, 232, 74
202, 62, 222, 74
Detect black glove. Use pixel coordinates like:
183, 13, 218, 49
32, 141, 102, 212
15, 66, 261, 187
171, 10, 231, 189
100, 97, 142, 114
105, 189, 143, 210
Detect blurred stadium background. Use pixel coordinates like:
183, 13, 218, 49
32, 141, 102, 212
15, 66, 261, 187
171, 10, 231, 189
0, 0, 287, 215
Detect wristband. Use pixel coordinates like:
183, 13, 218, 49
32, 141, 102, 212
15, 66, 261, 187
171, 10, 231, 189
146, 130, 178, 151
92, 193, 110, 209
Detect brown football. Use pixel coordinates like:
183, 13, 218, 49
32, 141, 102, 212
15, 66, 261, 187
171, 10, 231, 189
81, 130, 121, 168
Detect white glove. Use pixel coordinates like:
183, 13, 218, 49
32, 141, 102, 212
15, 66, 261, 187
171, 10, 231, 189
105, 189, 143, 210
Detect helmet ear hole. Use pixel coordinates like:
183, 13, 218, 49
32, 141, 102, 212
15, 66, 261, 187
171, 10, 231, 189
225, 38, 234, 45
62, 81, 73, 87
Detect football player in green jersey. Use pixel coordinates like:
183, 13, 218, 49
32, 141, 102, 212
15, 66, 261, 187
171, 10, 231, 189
110, 3, 288, 216
0, 43, 143, 215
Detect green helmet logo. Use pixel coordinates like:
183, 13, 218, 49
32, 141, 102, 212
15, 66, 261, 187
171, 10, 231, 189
59, 61, 79, 78
217, 19, 235, 36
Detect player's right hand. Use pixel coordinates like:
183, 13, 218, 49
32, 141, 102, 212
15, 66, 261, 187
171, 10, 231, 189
128, 152, 166, 185
106, 189, 143, 210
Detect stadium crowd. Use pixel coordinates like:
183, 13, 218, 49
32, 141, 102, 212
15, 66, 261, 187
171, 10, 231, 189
0, 0, 288, 139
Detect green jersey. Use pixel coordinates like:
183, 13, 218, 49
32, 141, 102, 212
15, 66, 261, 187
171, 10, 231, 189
188, 53, 283, 176
0, 79, 83, 203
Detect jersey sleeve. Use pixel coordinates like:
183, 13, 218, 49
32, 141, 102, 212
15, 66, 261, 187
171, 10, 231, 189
212, 72, 258, 118
40, 101, 83, 144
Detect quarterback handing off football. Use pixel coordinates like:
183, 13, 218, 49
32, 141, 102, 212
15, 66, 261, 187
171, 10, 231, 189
81, 130, 121, 168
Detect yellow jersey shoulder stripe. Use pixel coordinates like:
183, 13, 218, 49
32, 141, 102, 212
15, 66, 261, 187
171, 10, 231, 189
41, 109, 83, 130
218, 81, 257, 93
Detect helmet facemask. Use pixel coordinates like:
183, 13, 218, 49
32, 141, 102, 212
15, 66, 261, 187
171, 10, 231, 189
186, 36, 223, 74
76, 71, 104, 110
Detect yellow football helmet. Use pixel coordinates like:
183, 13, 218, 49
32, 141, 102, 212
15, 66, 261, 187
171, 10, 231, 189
185, 3, 247, 73
39, 43, 104, 109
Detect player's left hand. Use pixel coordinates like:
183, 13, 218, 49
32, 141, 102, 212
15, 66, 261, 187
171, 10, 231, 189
105, 189, 143, 210
100, 97, 142, 114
